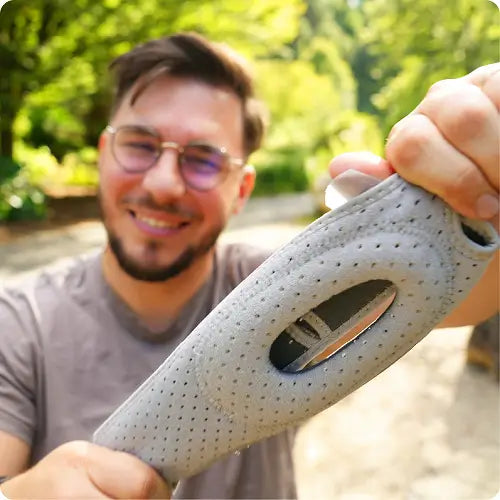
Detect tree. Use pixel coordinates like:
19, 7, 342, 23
360, 0, 500, 134
0, 0, 305, 160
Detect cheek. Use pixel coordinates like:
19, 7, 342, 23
197, 190, 233, 224
99, 157, 138, 202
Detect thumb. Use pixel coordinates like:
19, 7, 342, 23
329, 152, 395, 180
86, 444, 171, 499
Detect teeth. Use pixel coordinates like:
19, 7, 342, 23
136, 215, 182, 229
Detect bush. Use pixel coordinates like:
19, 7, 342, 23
0, 156, 46, 222
60, 147, 99, 187
15, 143, 99, 191
252, 147, 309, 196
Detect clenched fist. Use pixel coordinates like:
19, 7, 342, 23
328, 63, 499, 328
2, 441, 170, 499
330, 63, 500, 227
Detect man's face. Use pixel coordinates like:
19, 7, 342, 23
98, 75, 254, 281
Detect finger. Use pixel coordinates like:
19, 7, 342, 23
414, 78, 499, 190
462, 62, 500, 110
386, 113, 499, 220
328, 151, 395, 180
86, 444, 171, 499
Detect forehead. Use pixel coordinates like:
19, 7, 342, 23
112, 75, 244, 147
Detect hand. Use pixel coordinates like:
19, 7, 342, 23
2, 441, 171, 499
329, 63, 500, 229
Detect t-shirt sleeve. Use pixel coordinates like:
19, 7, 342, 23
0, 287, 38, 445
217, 243, 272, 289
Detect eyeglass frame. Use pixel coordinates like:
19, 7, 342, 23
104, 124, 246, 191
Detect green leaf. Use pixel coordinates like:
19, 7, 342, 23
0, 156, 21, 181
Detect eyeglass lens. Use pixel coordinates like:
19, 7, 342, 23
113, 127, 230, 190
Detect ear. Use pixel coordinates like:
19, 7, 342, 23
98, 132, 107, 151
232, 164, 256, 215
97, 131, 108, 171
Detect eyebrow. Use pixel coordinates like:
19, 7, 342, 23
115, 123, 240, 155
118, 122, 230, 148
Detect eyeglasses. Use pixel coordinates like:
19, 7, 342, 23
105, 125, 245, 191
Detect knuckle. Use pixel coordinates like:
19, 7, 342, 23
451, 97, 490, 138
56, 440, 88, 460
471, 63, 500, 86
387, 125, 430, 168
484, 67, 500, 86
66, 441, 92, 469
441, 165, 478, 204
48, 441, 91, 473
427, 78, 454, 96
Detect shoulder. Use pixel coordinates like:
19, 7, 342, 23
0, 252, 102, 337
214, 243, 272, 290
216, 242, 271, 274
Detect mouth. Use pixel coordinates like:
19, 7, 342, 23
128, 209, 191, 235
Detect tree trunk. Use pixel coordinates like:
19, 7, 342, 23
0, 121, 14, 159
0, 75, 20, 160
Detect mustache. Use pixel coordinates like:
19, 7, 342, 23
121, 194, 199, 220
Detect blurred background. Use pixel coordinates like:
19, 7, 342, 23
1, 1, 499, 498
0, 0, 498, 224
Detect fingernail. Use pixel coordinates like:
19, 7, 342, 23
476, 193, 500, 219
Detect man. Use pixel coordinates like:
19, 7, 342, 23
0, 33, 498, 499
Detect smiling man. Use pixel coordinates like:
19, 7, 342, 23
101, 78, 249, 282
0, 33, 498, 499
98, 40, 263, 330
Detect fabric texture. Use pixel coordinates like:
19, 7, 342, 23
0, 243, 297, 499
93, 174, 499, 486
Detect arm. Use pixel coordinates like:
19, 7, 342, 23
0, 431, 30, 476
329, 64, 499, 328
0, 298, 171, 498
435, 252, 498, 328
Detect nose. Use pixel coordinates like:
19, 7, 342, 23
141, 149, 186, 202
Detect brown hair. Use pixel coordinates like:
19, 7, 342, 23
109, 32, 267, 157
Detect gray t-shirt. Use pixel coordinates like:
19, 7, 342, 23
0, 243, 297, 499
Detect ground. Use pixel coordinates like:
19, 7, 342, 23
1, 194, 498, 499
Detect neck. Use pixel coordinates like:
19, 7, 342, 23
101, 246, 215, 327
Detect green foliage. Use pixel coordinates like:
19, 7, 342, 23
13, 142, 60, 186
1, 0, 307, 218
0, 156, 46, 221
304, 111, 383, 187
2, 0, 306, 158
60, 147, 99, 187
0, 155, 21, 182
1, 0, 496, 220
252, 150, 309, 196
360, 0, 500, 134
14, 142, 99, 190
251, 44, 378, 193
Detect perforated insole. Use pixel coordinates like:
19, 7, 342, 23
94, 174, 498, 486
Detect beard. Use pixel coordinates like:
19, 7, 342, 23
106, 227, 221, 282
99, 189, 225, 282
